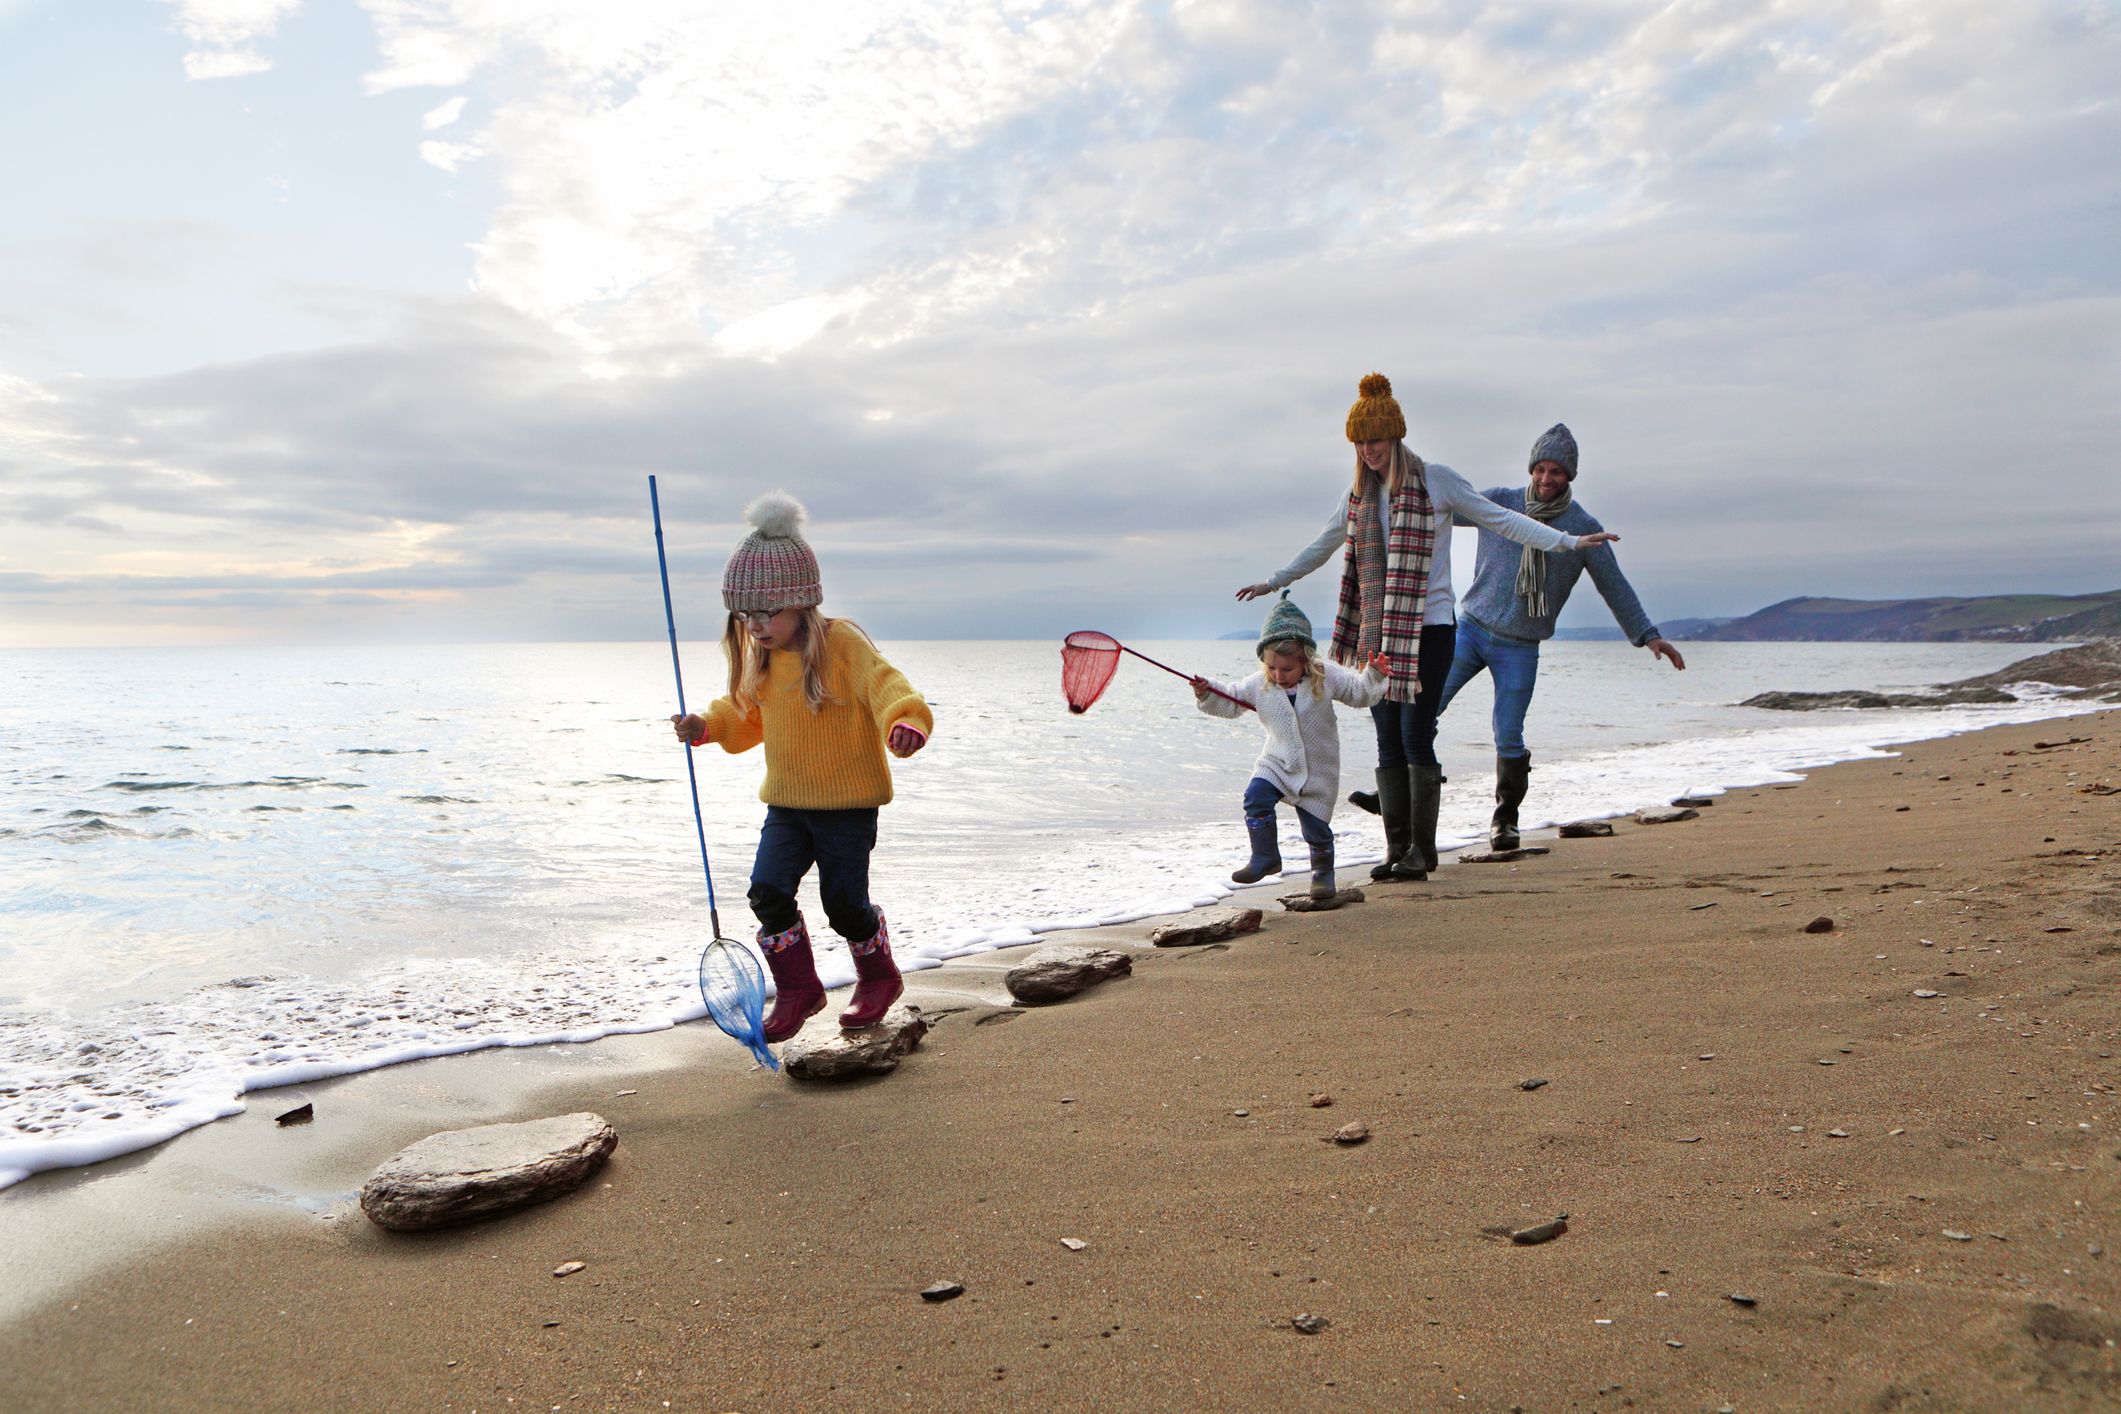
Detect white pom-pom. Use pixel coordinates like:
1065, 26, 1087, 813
743, 491, 807, 540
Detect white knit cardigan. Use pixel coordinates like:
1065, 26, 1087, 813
1195, 662, 1387, 820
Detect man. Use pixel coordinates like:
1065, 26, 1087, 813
1350, 423, 1684, 849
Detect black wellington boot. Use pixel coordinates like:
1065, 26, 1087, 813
1491, 754, 1530, 851
1409, 763, 1446, 875
1371, 767, 1414, 881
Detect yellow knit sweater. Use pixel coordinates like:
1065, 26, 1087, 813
697, 620, 933, 810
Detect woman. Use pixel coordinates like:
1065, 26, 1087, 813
1236, 374, 1617, 881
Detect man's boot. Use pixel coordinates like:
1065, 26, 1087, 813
1309, 844, 1337, 899
1409, 763, 1447, 875
1347, 787, 1380, 815
759, 918, 827, 1043
1371, 767, 1415, 881
1230, 814, 1283, 885
838, 909, 903, 1029
1491, 754, 1530, 851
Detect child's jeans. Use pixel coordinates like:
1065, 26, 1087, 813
1243, 777, 1333, 852
1437, 616, 1540, 759
748, 805, 882, 942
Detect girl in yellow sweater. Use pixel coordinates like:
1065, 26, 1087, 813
671, 493, 933, 1040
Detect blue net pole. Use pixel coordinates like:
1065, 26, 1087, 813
649, 475, 722, 939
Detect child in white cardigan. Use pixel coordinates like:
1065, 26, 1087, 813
1193, 593, 1389, 897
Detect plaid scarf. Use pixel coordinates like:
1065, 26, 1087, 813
1330, 456, 1436, 704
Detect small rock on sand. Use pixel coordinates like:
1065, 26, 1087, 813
1518, 1078, 1549, 1091
920, 1281, 965, 1302
1280, 888, 1365, 911
1458, 848, 1549, 864
1060, 1237, 1087, 1251
359, 1113, 618, 1232
783, 1006, 927, 1081
1558, 821, 1614, 838
1150, 907, 1262, 948
1672, 795, 1715, 808
1332, 1121, 1369, 1145
1636, 807, 1699, 824
1803, 916, 1835, 934
275, 1102, 313, 1126
1004, 945, 1132, 1006
1291, 1313, 1330, 1334
1309, 1093, 1333, 1108
552, 1261, 586, 1278
1509, 1217, 1568, 1245
1913, 989, 1943, 999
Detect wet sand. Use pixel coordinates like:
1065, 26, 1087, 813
3, 713, 2117, 1412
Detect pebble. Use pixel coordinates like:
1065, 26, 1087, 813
1291, 1313, 1330, 1334
1698, 1053, 1716, 1061
1914, 989, 1943, 999
1060, 1238, 1087, 1252
1828, 1128, 1851, 1138
1519, 1078, 1549, 1091
1309, 1093, 1333, 1108
1231, 1109, 1249, 1117
1510, 1217, 1568, 1245
552, 1261, 586, 1278
1725, 1293, 1758, 1307
1332, 1121, 1370, 1145
1666, 1339, 1685, 1348
920, 1281, 966, 1302
1942, 1230, 1973, 1242
1803, 917, 1835, 934
274, 1102, 313, 1127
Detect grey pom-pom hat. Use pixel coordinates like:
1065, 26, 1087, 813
722, 491, 823, 613
1257, 591, 1316, 657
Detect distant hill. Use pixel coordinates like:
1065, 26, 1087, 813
1672, 591, 2121, 643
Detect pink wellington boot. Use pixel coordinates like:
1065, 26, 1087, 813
837, 909, 903, 1030
759, 918, 827, 1043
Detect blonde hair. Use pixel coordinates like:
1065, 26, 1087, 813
1261, 638, 1328, 699
1349, 440, 1427, 501
724, 607, 848, 714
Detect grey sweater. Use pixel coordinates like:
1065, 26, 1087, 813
1459, 488, 1660, 647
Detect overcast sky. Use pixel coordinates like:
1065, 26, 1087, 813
1, 0, 2116, 647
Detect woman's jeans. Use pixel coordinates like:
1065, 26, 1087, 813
1371, 621, 1461, 769
748, 805, 881, 941
1437, 615, 1540, 760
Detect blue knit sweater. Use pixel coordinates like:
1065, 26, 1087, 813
1458, 488, 1661, 647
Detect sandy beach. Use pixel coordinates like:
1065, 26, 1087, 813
4, 712, 2117, 1412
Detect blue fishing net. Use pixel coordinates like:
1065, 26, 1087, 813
698, 938, 777, 1071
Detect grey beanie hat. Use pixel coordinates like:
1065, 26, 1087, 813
1529, 423, 1579, 480
722, 491, 823, 614
1257, 590, 1316, 657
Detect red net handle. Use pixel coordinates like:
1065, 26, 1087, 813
1061, 631, 1253, 712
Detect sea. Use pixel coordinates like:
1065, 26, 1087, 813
0, 638, 2102, 1190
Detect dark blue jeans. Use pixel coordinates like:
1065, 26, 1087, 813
1371, 621, 1460, 770
1438, 616, 1540, 759
748, 805, 881, 943
1242, 776, 1333, 851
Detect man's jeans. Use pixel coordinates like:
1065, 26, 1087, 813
1438, 615, 1540, 759
748, 805, 881, 941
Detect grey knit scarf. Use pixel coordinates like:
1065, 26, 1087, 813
1514, 480, 1574, 619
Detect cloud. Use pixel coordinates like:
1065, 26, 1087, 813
10, 2, 2117, 644
161, 0, 303, 80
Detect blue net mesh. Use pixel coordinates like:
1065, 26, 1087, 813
698, 938, 777, 1071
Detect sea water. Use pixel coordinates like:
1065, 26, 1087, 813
0, 638, 2099, 1188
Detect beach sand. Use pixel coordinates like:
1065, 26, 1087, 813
3, 713, 2117, 1412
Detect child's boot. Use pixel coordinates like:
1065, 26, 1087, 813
1230, 814, 1282, 885
1308, 844, 1337, 900
759, 918, 827, 1043
838, 909, 903, 1029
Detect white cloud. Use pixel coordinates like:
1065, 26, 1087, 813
162, 0, 302, 80
421, 95, 468, 130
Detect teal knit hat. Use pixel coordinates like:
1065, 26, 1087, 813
1257, 591, 1316, 658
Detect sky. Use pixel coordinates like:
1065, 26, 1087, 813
0, 0, 2116, 647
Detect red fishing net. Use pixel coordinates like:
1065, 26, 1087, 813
1061, 630, 1122, 713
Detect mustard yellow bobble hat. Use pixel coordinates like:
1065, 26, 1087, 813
1344, 371, 1407, 443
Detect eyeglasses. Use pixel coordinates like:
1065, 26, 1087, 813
733, 608, 781, 625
